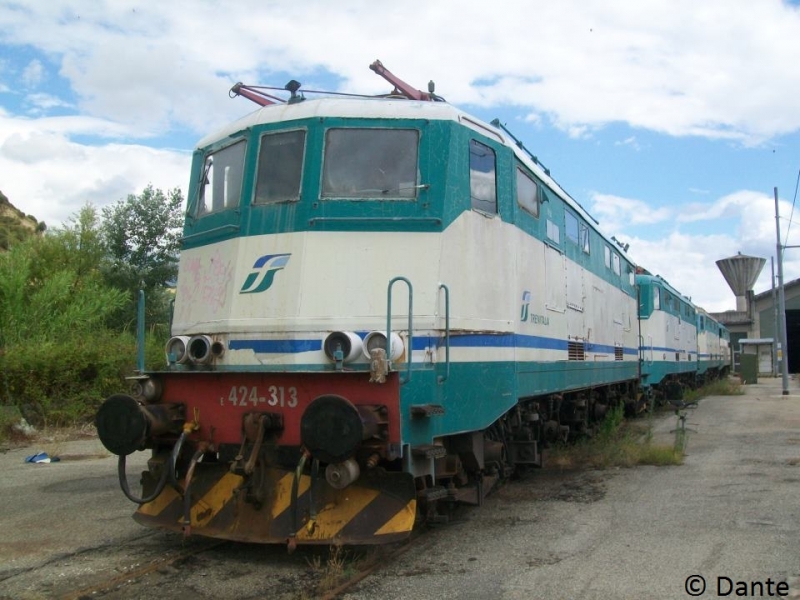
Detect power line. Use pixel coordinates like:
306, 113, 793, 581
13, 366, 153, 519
783, 167, 800, 247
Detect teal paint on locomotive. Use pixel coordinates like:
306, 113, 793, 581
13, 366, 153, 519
636, 272, 700, 388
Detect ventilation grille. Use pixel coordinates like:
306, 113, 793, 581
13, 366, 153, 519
568, 341, 585, 361
615, 347, 623, 361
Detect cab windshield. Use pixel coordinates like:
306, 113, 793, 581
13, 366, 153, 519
321, 128, 419, 199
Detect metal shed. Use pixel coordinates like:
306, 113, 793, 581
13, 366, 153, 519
739, 338, 775, 377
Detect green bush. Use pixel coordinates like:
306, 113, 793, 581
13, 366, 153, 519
0, 332, 168, 427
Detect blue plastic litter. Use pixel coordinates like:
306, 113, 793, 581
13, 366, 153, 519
24, 452, 60, 464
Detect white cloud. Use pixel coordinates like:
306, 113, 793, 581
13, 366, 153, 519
677, 191, 757, 223
0, 127, 190, 227
611, 188, 800, 312
615, 137, 640, 150
0, 111, 147, 140
26, 93, 73, 112
622, 231, 739, 312
590, 193, 673, 234
0, 1, 799, 142
675, 190, 800, 252
21, 59, 43, 87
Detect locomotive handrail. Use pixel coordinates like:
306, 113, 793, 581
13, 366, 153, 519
438, 283, 450, 384
387, 276, 413, 385
137, 290, 145, 373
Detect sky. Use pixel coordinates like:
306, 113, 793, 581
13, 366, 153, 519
1, 0, 800, 313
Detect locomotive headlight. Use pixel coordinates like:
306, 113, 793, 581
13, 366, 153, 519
362, 331, 404, 361
165, 336, 191, 364
323, 331, 363, 363
188, 335, 213, 364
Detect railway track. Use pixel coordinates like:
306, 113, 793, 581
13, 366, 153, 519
318, 531, 426, 599
58, 539, 228, 600
0, 524, 435, 600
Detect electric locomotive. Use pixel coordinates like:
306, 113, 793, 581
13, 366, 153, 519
696, 308, 731, 384
636, 271, 700, 402
97, 61, 649, 547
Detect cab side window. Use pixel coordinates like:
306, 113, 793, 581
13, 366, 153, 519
470, 139, 497, 214
516, 166, 539, 217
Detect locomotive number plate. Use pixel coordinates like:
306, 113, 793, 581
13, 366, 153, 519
223, 385, 299, 408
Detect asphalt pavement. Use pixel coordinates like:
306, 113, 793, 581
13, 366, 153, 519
345, 376, 800, 600
2, 377, 799, 600
0, 435, 149, 579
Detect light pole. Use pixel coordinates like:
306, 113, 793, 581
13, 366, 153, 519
771, 257, 778, 377
774, 187, 790, 395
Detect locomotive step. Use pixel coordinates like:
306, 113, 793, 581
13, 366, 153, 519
411, 444, 448, 459
410, 404, 446, 417
417, 485, 449, 502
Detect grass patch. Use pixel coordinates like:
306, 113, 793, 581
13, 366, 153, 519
307, 544, 367, 596
683, 377, 743, 403
547, 404, 684, 470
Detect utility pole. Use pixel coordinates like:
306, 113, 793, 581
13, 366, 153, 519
775, 187, 790, 395
772, 257, 778, 377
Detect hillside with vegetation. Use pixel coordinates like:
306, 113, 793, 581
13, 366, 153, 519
0, 190, 46, 250
0, 186, 183, 437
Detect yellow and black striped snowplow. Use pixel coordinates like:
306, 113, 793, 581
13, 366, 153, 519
132, 462, 417, 546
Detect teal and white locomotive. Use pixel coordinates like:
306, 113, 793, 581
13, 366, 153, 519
96, 61, 727, 547
696, 308, 732, 384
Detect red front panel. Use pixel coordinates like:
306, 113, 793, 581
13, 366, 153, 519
160, 371, 401, 446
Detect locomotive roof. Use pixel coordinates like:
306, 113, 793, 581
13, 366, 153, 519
198, 96, 631, 264
637, 272, 694, 305
199, 98, 572, 194
196, 97, 465, 148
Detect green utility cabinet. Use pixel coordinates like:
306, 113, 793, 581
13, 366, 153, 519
739, 353, 758, 384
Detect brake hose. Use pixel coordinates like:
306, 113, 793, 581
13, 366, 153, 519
117, 431, 187, 505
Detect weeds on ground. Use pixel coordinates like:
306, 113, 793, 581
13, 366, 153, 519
306, 543, 366, 595
683, 377, 743, 403
550, 378, 745, 470
547, 404, 683, 470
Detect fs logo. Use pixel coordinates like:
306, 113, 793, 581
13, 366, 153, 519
240, 253, 291, 294
520, 290, 531, 322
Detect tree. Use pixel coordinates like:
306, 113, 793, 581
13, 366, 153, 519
0, 205, 126, 346
101, 185, 184, 330
27, 204, 105, 287
0, 235, 126, 347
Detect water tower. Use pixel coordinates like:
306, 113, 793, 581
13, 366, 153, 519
716, 253, 766, 313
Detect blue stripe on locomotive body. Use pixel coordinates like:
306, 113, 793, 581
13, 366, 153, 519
171, 97, 642, 450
